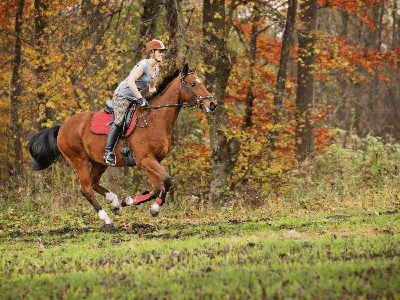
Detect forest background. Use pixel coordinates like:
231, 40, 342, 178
0, 0, 399, 224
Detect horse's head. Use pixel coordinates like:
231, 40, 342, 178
179, 64, 217, 113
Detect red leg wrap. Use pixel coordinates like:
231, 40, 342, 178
156, 186, 166, 206
133, 193, 152, 205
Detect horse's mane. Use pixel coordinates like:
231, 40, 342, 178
148, 69, 180, 101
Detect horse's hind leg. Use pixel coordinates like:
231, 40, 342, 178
90, 161, 120, 214
64, 156, 113, 225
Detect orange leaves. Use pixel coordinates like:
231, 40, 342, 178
318, 0, 386, 29
313, 36, 398, 84
359, 13, 376, 30
318, 0, 387, 11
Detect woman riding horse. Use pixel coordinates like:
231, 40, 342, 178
29, 63, 216, 225
104, 39, 166, 166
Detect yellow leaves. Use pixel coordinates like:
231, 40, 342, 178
42, 119, 54, 128
213, 12, 222, 19
46, 101, 56, 109
340, 61, 349, 68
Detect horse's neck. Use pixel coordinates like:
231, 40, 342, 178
149, 78, 181, 133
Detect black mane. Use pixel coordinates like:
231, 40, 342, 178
148, 69, 180, 101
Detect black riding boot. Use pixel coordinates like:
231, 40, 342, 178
103, 123, 122, 166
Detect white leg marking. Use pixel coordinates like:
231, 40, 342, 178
98, 209, 113, 224
105, 192, 120, 209
124, 196, 134, 206
150, 203, 160, 217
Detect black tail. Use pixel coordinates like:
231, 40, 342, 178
28, 125, 62, 170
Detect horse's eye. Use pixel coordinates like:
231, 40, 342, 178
190, 82, 196, 87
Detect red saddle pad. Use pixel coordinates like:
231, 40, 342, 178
90, 111, 136, 137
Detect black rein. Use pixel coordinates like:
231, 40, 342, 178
135, 71, 213, 128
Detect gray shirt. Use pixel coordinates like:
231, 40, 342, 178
114, 59, 159, 100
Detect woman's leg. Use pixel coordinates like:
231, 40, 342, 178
103, 94, 130, 166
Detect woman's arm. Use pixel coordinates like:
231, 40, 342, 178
127, 65, 144, 99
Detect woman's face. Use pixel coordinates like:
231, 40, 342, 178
153, 49, 165, 62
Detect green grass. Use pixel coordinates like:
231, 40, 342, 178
1, 136, 400, 298
1, 212, 399, 299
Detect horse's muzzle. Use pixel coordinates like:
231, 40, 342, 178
202, 101, 217, 113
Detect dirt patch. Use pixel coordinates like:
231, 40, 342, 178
1, 210, 398, 240
126, 223, 159, 235
49, 226, 91, 235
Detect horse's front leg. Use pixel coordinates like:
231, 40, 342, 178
122, 156, 171, 216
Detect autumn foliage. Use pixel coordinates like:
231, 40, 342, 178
1, 0, 399, 201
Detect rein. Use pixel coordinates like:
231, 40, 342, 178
135, 71, 213, 128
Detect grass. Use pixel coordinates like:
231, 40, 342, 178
1, 136, 400, 298
1, 211, 399, 299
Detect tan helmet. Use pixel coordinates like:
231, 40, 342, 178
146, 39, 167, 53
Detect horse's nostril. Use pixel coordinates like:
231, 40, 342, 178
210, 102, 217, 111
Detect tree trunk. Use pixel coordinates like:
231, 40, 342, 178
165, 0, 181, 203
34, 0, 52, 129
242, 10, 260, 130
135, 0, 164, 61
269, 0, 297, 150
165, 0, 180, 74
9, 0, 25, 175
203, 0, 238, 202
295, 0, 317, 162
393, 0, 398, 51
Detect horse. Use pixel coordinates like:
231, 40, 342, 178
28, 64, 216, 225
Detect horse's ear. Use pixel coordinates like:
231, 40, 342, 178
182, 63, 189, 74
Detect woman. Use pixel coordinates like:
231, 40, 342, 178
104, 39, 166, 166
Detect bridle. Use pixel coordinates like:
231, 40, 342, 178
178, 71, 214, 109
146, 71, 214, 110
135, 71, 214, 128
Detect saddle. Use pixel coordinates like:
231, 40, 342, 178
90, 100, 138, 166
90, 100, 137, 137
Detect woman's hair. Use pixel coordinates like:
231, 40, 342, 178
141, 51, 151, 59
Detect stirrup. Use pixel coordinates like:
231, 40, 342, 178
104, 152, 116, 166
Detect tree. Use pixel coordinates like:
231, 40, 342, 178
9, 0, 25, 175
203, 0, 239, 202
242, 7, 262, 129
135, 0, 164, 61
165, 0, 181, 74
34, 0, 52, 130
295, 0, 317, 162
270, 0, 297, 150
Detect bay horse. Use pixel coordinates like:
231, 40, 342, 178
28, 64, 216, 225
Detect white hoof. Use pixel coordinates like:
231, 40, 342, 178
124, 196, 134, 206
105, 192, 120, 210
98, 209, 113, 224
150, 203, 160, 217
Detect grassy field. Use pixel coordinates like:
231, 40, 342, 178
1, 210, 399, 299
1, 137, 400, 298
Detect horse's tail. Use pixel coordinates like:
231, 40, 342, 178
28, 125, 62, 170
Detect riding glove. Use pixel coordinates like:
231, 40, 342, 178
137, 98, 148, 107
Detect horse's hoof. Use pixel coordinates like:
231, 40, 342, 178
112, 207, 120, 215
150, 203, 160, 217
121, 196, 134, 207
